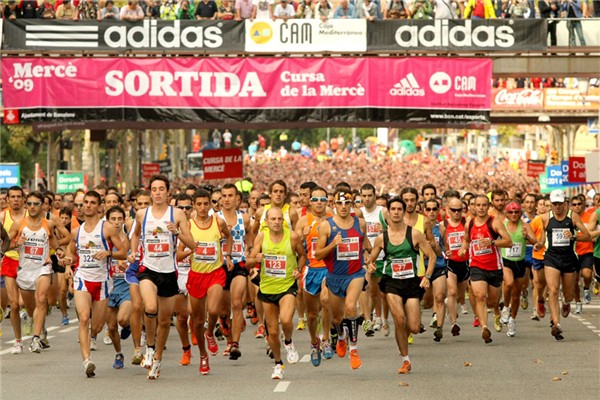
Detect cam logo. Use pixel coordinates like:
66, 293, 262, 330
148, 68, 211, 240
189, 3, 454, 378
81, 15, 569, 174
429, 72, 452, 95
250, 22, 273, 45
390, 73, 424, 96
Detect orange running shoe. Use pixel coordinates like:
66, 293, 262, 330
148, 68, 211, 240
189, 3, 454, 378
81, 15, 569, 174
349, 349, 362, 370
179, 349, 192, 366
398, 360, 411, 374
336, 338, 347, 358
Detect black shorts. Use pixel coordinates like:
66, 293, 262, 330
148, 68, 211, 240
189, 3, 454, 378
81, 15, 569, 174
379, 275, 425, 301
502, 258, 526, 279
577, 253, 594, 271
430, 267, 447, 283
595, 257, 600, 280
51, 254, 65, 274
470, 267, 503, 288
544, 251, 578, 274
225, 262, 249, 290
137, 266, 179, 298
257, 282, 298, 306
447, 260, 470, 283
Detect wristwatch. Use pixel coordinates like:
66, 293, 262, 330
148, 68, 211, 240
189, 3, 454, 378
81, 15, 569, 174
425, 274, 432, 280
491, 240, 496, 246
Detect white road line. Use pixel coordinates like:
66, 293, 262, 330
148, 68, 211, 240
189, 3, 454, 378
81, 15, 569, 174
46, 326, 60, 332
300, 354, 310, 363
59, 326, 78, 333
7, 336, 32, 344
586, 326, 597, 330
0, 348, 14, 355
593, 330, 600, 334
582, 321, 592, 325
274, 381, 291, 392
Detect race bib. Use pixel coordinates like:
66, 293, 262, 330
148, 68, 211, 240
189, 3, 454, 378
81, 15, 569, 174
310, 238, 318, 256
391, 258, 415, 280
79, 248, 100, 268
337, 237, 360, 261
23, 242, 44, 261
552, 229, 570, 247
195, 242, 218, 263
448, 231, 464, 251
472, 239, 492, 256
231, 240, 244, 258
146, 239, 170, 258
111, 261, 126, 278
366, 222, 382, 240
178, 250, 191, 269
506, 243, 523, 258
264, 254, 287, 278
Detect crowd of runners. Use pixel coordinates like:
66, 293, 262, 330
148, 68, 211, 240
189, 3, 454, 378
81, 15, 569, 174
0, 177, 598, 380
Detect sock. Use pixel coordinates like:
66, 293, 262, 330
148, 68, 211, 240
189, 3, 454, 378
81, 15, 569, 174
231, 341, 239, 347
335, 324, 346, 340
148, 344, 155, 350
284, 338, 292, 346
275, 360, 283, 365
402, 355, 410, 363
182, 345, 191, 351
91, 336, 96, 340
348, 317, 359, 344
584, 286, 589, 290
116, 352, 123, 356
34, 335, 40, 339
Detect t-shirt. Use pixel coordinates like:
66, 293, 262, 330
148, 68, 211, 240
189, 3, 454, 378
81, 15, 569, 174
253, 0, 273, 19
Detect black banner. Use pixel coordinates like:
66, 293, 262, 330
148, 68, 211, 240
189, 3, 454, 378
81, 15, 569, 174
367, 19, 547, 52
2, 19, 244, 53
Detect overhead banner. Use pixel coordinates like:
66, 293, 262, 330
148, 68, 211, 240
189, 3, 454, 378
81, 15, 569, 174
56, 170, 85, 193
367, 19, 547, 52
203, 148, 243, 180
526, 161, 546, 178
2, 57, 492, 127
492, 88, 544, 111
568, 156, 587, 183
544, 87, 600, 111
2, 19, 244, 53
0, 163, 21, 188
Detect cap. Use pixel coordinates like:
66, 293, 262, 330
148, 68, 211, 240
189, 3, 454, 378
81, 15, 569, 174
550, 189, 565, 203
334, 191, 353, 203
505, 201, 521, 212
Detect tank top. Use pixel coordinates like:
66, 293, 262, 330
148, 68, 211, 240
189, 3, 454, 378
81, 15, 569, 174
530, 215, 546, 260
502, 220, 526, 261
575, 209, 594, 255
324, 216, 364, 276
408, 213, 426, 276
259, 204, 292, 232
468, 217, 502, 271
546, 211, 575, 258
259, 227, 297, 295
218, 210, 246, 263
594, 209, 600, 258
305, 213, 330, 269
141, 206, 177, 273
361, 205, 385, 261
18, 219, 51, 270
190, 215, 223, 274
382, 226, 419, 279
429, 223, 446, 269
76, 220, 111, 282
129, 218, 142, 262
444, 217, 468, 262
177, 221, 192, 273
3, 209, 23, 261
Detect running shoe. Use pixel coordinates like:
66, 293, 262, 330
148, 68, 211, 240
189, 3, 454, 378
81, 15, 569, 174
336, 337, 347, 357
362, 320, 374, 337
214, 324, 224, 341
310, 340, 322, 367
482, 327, 492, 344
199, 355, 210, 375
255, 324, 266, 339
460, 304, 468, 315
61, 315, 70, 326
507, 318, 516, 337
229, 343, 241, 360
90, 337, 97, 351
419, 324, 426, 333
142, 347, 155, 369
223, 343, 232, 357
349, 349, 362, 370
561, 302, 571, 318
148, 359, 161, 380
180, 349, 192, 365
433, 327, 443, 342
29, 337, 42, 353
120, 326, 131, 340
84, 359, 96, 378
11, 342, 23, 354
219, 317, 231, 337
131, 348, 143, 365
594, 281, 599, 295
520, 294, 529, 310
330, 329, 338, 348
191, 327, 198, 346
284, 340, 299, 364
206, 333, 219, 356
500, 307, 510, 325
584, 289, 592, 304
429, 313, 438, 328
382, 320, 390, 337
408, 333, 413, 345
398, 360, 411, 374
551, 324, 564, 341
271, 363, 284, 380
40, 328, 50, 349
451, 323, 461, 336
472, 317, 480, 327
266, 343, 274, 359
531, 309, 540, 321
246, 303, 252, 319
296, 318, 306, 331
493, 315, 502, 332
322, 339, 334, 359
575, 302, 582, 315
248, 305, 259, 325
373, 317, 382, 332
113, 353, 124, 369
537, 299, 546, 318
103, 333, 113, 345
23, 317, 33, 336
0, 307, 3, 323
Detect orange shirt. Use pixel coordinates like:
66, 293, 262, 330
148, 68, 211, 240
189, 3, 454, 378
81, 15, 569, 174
531, 215, 546, 260
575, 208, 594, 255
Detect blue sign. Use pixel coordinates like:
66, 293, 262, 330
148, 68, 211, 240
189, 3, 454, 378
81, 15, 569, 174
561, 160, 582, 187
547, 165, 564, 187
0, 163, 21, 188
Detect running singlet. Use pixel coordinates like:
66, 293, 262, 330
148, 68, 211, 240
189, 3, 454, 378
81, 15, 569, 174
382, 226, 419, 279
410, 213, 426, 277
575, 209, 594, 255
218, 210, 246, 264
502, 220, 526, 261
545, 211, 575, 258
18, 219, 51, 270
3, 210, 22, 261
259, 204, 292, 232
190, 215, 223, 274
530, 215, 546, 260
444, 218, 468, 262
430, 223, 446, 269
324, 216, 364, 276
141, 206, 177, 273
594, 209, 600, 258
468, 217, 502, 271
260, 227, 297, 295
305, 213, 329, 269
76, 221, 111, 282
361, 205, 385, 261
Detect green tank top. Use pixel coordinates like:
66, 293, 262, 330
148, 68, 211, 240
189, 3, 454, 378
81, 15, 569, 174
259, 227, 297, 295
594, 209, 600, 258
502, 220, 526, 261
383, 226, 419, 279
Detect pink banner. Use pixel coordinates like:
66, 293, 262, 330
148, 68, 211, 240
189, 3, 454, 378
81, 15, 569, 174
2, 57, 491, 111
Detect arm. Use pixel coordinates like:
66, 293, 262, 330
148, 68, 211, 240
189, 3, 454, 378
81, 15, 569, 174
314, 220, 338, 260
251, 207, 264, 236
367, 234, 384, 273
458, 217, 471, 257
571, 213, 592, 242
523, 222, 541, 249
587, 211, 600, 239
413, 229, 436, 288
49, 214, 71, 246
491, 219, 513, 249
246, 232, 264, 268
291, 231, 307, 277
127, 211, 143, 263
0, 224, 9, 254
218, 217, 234, 271
174, 209, 198, 250
289, 207, 299, 230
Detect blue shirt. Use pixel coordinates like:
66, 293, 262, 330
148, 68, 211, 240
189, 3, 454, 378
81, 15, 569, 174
333, 3, 357, 18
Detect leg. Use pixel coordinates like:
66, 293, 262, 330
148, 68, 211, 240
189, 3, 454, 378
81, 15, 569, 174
129, 284, 143, 349
545, 266, 562, 326
446, 272, 459, 325
107, 307, 121, 354
74, 291, 93, 361
470, 280, 490, 331
33, 275, 51, 336
174, 294, 190, 348
263, 301, 282, 362
139, 280, 158, 347
58, 272, 68, 319
154, 295, 176, 361
5, 277, 22, 340
386, 293, 408, 355
305, 291, 321, 345
190, 295, 208, 357
432, 276, 447, 329
205, 284, 224, 336
230, 275, 247, 344
279, 294, 296, 342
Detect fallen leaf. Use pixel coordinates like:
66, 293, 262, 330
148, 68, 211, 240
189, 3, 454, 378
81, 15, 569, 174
464, 362, 472, 367
552, 377, 561, 381
398, 382, 410, 387
561, 371, 568, 375
534, 359, 543, 364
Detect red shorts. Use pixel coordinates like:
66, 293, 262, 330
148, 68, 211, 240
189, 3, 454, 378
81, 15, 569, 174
1, 257, 19, 279
186, 268, 226, 299
74, 275, 110, 302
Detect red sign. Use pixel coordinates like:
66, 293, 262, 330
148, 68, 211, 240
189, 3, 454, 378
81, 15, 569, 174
492, 88, 544, 110
526, 161, 546, 178
142, 163, 161, 179
3, 109, 19, 124
568, 156, 587, 183
202, 148, 243, 181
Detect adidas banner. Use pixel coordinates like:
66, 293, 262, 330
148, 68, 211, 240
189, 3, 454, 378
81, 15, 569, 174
367, 19, 547, 52
2, 57, 491, 127
1, 19, 244, 53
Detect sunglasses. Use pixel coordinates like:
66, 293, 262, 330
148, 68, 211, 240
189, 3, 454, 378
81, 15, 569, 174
211, 199, 220, 204
335, 200, 352, 205
571, 202, 582, 206
507, 211, 520, 214
74, 203, 84, 207
449, 208, 462, 213
26, 201, 42, 206
311, 197, 327, 203
177, 205, 193, 211
354, 200, 362, 204
425, 207, 438, 212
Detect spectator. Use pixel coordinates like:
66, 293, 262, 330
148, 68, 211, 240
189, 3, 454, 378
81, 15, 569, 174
37, 0, 56, 19
56, 0, 77, 19
146, 0, 162, 18
234, 134, 244, 149
464, 0, 496, 18
161, 0, 178, 19
508, 0, 529, 17
253, 0, 274, 19
333, 0, 357, 18
100, 0, 120, 19
296, 0, 315, 17
384, 0, 409, 18
218, 0, 236, 18
77, 0, 99, 19
561, 0, 587, 46
212, 129, 222, 148
434, 0, 462, 18
223, 129, 233, 148
273, 0, 295, 19
176, 0, 194, 19
4, 0, 22, 19
235, 0, 254, 19
539, 0, 560, 46
410, 0, 433, 18
120, 0, 144, 20
20, 0, 38, 18
195, 0, 218, 19
314, 0, 334, 20
357, 0, 379, 19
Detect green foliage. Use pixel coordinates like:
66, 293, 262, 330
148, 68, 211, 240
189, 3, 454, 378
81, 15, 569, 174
0, 127, 35, 183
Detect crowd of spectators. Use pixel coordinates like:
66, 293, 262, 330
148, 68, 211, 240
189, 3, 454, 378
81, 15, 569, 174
2, 0, 599, 21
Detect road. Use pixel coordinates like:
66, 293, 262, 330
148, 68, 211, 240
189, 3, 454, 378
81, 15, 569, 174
1, 298, 599, 400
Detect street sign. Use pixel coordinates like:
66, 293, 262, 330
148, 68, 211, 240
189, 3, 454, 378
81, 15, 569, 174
57, 170, 85, 193
152, 159, 172, 174
0, 163, 21, 188
526, 161, 546, 178
568, 156, 587, 183
203, 148, 243, 180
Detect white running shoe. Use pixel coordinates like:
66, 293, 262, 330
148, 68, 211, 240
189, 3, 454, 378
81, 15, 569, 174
29, 337, 42, 353
83, 359, 96, 378
500, 307, 510, 325
284, 340, 299, 364
148, 359, 161, 380
142, 347, 155, 369
575, 302, 582, 314
103, 333, 113, 346
271, 363, 284, 380
382, 320, 390, 337
90, 337, 97, 351
507, 318, 516, 337
373, 317, 382, 332
11, 342, 24, 354
460, 304, 468, 315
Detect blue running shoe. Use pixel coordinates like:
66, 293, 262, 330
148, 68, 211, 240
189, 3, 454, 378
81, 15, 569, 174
113, 353, 124, 369
61, 315, 69, 326
322, 339, 334, 360
310, 341, 322, 367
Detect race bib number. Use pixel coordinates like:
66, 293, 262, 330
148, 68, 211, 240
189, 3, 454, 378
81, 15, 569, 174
147, 239, 170, 258
178, 250, 191, 269
310, 238, 318, 256
195, 242, 218, 263
337, 237, 360, 261
23, 242, 44, 261
231, 240, 244, 258
506, 243, 523, 258
366, 222, 382, 240
391, 258, 415, 280
111, 261, 125, 278
472, 239, 492, 256
448, 231, 464, 251
264, 255, 287, 278
552, 229, 570, 247
79, 248, 100, 268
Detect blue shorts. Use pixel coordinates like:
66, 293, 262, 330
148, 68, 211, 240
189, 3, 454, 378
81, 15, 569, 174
532, 259, 544, 271
108, 278, 131, 308
303, 267, 328, 296
325, 269, 366, 298
125, 260, 140, 285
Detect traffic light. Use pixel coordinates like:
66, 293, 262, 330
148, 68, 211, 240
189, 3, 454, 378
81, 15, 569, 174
159, 144, 168, 160
550, 150, 559, 165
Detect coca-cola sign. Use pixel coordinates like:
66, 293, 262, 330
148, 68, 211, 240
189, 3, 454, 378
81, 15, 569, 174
492, 88, 544, 110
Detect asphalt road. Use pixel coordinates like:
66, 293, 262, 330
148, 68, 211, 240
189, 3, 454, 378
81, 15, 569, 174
1, 297, 599, 400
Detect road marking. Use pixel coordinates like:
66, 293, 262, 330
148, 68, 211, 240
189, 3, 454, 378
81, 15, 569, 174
586, 325, 597, 330
581, 321, 592, 325
300, 354, 310, 363
46, 326, 60, 332
274, 381, 291, 392
59, 326, 78, 333
7, 336, 32, 344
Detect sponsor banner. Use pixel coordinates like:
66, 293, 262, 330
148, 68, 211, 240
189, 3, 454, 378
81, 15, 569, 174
585, 151, 600, 183
568, 156, 587, 183
546, 165, 564, 187
492, 88, 544, 111
141, 163, 161, 179
203, 148, 243, 180
544, 87, 600, 111
153, 159, 172, 174
526, 161, 546, 178
2, 19, 244, 52
367, 19, 547, 52
57, 170, 85, 193
245, 19, 366, 53
0, 163, 21, 188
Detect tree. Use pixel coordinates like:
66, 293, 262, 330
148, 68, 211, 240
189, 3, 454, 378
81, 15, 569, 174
0, 126, 36, 184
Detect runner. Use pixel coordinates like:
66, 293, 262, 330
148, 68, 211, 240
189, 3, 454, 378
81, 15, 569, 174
530, 196, 549, 321
586, 203, 600, 298
571, 194, 594, 312
520, 193, 538, 312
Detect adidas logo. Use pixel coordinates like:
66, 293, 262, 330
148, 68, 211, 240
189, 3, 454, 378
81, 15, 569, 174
389, 73, 425, 97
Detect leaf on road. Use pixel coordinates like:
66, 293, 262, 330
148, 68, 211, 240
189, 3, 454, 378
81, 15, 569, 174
534, 359, 543, 364
552, 377, 562, 381
398, 382, 410, 387
561, 371, 568, 375
464, 362, 472, 367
